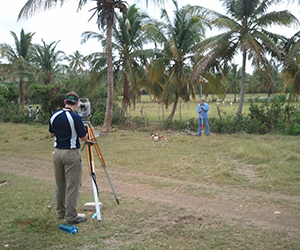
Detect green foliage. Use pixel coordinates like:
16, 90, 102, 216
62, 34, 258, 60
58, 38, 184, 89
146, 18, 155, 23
0, 100, 28, 123
29, 84, 66, 118
210, 95, 300, 135
210, 114, 265, 134
249, 95, 285, 132
287, 123, 300, 135
0, 84, 18, 103
162, 118, 198, 131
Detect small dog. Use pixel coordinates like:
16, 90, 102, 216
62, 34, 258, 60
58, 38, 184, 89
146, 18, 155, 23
150, 132, 167, 147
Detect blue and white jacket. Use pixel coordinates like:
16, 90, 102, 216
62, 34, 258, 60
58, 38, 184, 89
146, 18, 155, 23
197, 102, 209, 119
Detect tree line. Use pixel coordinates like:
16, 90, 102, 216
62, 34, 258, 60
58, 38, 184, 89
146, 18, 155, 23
0, 0, 300, 134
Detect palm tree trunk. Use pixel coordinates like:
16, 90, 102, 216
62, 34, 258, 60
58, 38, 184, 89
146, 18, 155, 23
121, 72, 130, 115
234, 87, 237, 103
179, 99, 182, 122
133, 93, 136, 111
19, 77, 24, 107
101, 22, 114, 134
162, 103, 164, 122
236, 50, 246, 116
167, 94, 179, 121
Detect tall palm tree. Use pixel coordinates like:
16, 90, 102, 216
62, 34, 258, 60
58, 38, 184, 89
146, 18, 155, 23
112, 5, 153, 113
31, 40, 65, 85
145, 0, 208, 120
0, 29, 34, 107
81, 5, 153, 114
192, 0, 299, 116
18, 0, 163, 134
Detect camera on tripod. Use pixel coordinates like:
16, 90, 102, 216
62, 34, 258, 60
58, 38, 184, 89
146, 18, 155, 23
77, 98, 91, 122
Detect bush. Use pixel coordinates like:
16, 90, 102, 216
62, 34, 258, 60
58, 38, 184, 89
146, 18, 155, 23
1, 102, 28, 123
287, 123, 300, 135
162, 118, 197, 131
249, 95, 285, 132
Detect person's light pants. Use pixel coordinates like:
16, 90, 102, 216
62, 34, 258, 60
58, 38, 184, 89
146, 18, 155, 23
198, 117, 210, 135
53, 148, 82, 222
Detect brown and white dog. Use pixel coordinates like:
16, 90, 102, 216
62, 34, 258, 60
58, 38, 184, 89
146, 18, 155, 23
150, 132, 167, 147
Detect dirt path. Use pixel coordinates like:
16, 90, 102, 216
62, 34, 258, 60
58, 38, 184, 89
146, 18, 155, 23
1, 156, 299, 231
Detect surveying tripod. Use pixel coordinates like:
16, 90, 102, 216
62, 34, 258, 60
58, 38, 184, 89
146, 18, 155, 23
84, 122, 120, 228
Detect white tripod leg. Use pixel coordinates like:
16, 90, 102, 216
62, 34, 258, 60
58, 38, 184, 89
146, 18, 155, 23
91, 174, 102, 228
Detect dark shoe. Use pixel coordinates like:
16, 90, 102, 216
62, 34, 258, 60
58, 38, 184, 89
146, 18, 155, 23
57, 214, 65, 220
67, 214, 87, 224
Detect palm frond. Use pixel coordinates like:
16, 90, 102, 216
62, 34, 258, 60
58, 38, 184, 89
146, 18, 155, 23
255, 10, 300, 28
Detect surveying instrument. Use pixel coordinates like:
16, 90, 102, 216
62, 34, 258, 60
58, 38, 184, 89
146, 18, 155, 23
78, 98, 120, 228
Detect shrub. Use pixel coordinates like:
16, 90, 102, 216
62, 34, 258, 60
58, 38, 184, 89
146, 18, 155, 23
161, 118, 197, 132
1, 102, 28, 123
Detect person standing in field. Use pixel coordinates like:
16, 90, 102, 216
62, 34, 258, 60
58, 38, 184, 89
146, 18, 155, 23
49, 91, 88, 224
197, 97, 210, 135
36, 106, 41, 121
29, 105, 33, 122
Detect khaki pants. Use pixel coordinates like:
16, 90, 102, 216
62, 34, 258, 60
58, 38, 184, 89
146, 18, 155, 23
53, 148, 82, 222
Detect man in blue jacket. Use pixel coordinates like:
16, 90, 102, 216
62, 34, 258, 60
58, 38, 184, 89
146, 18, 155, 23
197, 97, 210, 135
49, 91, 88, 224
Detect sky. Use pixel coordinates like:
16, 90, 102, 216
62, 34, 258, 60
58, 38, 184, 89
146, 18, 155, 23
0, 0, 299, 73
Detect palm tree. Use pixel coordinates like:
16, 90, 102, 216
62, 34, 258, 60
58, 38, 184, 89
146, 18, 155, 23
252, 61, 282, 96
31, 40, 65, 85
0, 29, 34, 107
145, 0, 208, 120
67, 50, 86, 73
112, 5, 153, 113
279, 31, 300, 98
226, 64, 241, 103
82, 5, 153, 114
18, 0, 163, 134
192, 0, 299, 116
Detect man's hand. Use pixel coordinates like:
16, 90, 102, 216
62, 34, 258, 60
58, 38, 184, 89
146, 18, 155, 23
86, 139, 96, 145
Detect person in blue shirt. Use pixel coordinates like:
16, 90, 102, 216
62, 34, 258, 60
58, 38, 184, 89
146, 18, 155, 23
197, 98, 210, 135
49, 91, 88, 224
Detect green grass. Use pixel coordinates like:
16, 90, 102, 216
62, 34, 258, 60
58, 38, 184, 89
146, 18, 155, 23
1, 119, 300, 249
125, 94, 286, 123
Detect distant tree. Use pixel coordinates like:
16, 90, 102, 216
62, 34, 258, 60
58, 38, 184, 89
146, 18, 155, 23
279, 31, 300, 99
192, 0, 299, 116
145, 0, 208, 120
0, 29, 34, 107
253, 61, 282, 96
113, 5, 153, 113
31, 40, 65, 85
67, 50, 86, 73
81, 5, 153, 114
226, 64, 241, 102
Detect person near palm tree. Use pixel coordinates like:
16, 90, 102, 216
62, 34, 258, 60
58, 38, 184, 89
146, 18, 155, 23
197, 98, 210, 135
36, 106, 41, 121
49, 91, 88, 224
29, 105, 33, 122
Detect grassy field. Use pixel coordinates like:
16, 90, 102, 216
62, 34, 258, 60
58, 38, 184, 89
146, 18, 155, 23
125, 94, 254, 123
0, 101, 300, 249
